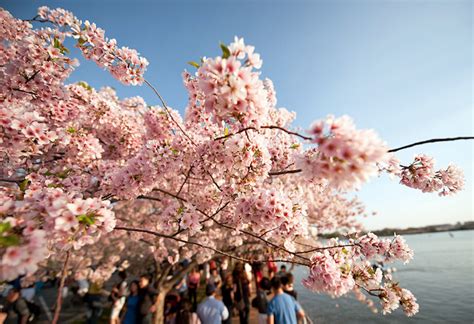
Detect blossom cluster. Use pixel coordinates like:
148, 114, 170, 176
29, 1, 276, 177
302, 233, 417, 316
0, 185, 115, 280
380, 283, 419, 316
0, 6, 467, 319
0, 9, 77, 105
297, 115, 389, 190
197, 132, 272, 196
37, 6, 149, 85
0, 219, 48, 282
236, 188, 308, 239
399, 155, 464, 196
196, 37, 269, 127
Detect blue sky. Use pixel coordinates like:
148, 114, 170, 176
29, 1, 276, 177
3, 0, 472, 230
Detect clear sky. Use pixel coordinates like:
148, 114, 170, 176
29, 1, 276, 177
3, 0, 472, 230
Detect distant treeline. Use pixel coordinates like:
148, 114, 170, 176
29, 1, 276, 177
320, 221, 474, 238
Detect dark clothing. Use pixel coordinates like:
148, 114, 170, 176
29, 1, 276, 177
221, 285, 233, 324
85, 293, 102, 324
234, 278, 250, 324
284, 289, 298, 300
4, 297, 30, 324
123, 295, 139, 324
188, 287, 198, 312
253, 290, 268, 314
138, 286, 156, 324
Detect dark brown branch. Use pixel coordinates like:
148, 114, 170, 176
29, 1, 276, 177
11, 87, 37, 96
197, 210, 310, 262
294, 243, 361, 255
114, 226, 308, 267
357, 284, 382, 297
207, 171, 222, 191
138, 195, 162, 202
163, 260, 198, 290
25, 70, 40, 84
155, 188, 188, 202
214, 127, 258, 141
388, 136, 474, 153
261, 125, 312, 141
214, 125, 311, 141
268, 169, 302, 176
114, 226, 253, 264
52, 251, 71, 324
177, 166, 193, 196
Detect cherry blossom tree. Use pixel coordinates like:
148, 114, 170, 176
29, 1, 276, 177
1, 6, 472, 323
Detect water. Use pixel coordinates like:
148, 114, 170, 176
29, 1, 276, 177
292, 230, 474, 323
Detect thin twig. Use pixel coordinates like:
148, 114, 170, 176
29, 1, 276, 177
144, 79, 196, 145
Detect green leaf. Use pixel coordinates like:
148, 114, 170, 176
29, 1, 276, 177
77, 81, 92, 91
290, 143, 300, 149
0, 222, 12, 234
0, 234, 20, 248
57, 169, 71, 179
77, 213, 95, 226
53, 37, 61, 49
53, 37, 70, 54
66, 126, 76, 134
224, 127, 229, 136
341, 247, 348, 255
19, 179, 30, 192
171, 148, 179, 155
78, 37, 87, 46
187, 61, 200, 69
47, 183, 63, 188
220, 43, 231, 59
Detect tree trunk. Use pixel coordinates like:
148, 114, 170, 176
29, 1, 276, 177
153, 290, 167, 324
52, 251, 71, 324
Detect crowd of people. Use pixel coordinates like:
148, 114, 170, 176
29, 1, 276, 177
0, 258, 308, 324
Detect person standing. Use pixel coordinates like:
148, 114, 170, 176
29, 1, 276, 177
276, 265, 286, 278
175, 298, 201, 324
3, 288, 30, 324
187, 267, 201, 311
267, 260, 277, 279
196, 284, 228, 324
281, 273, 297, 300
122, 281, 140, 324
110, 271, 128, 324
267, 277, 304, 324
232, 263, 251, 324
207, 268, 222, 289
138, 274, 156, 324
220, 274, 233, 324
252, 277, 271, 324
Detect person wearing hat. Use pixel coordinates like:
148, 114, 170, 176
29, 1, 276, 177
196, 283, 229, 324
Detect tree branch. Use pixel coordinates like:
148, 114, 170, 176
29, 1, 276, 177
388, 136, 474, 153
261, 125, 312, 141
144, 79, 196, 145
52, 251, 71, 324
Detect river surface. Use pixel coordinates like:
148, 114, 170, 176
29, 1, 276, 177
291, 230, 474, 323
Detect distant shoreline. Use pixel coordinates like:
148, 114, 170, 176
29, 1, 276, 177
370, 221, 474, 237
320, 221, 474, 238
